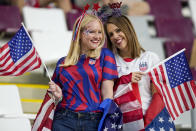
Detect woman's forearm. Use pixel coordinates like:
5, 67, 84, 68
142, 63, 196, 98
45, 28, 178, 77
101, 80, 114, 100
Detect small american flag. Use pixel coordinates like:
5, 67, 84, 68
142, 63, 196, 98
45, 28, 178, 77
148, 49, 196, 120
0, 25, 41, 76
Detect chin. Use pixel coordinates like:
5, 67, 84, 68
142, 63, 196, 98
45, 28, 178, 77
91, 44, 100, 49
90, 47, 98, 50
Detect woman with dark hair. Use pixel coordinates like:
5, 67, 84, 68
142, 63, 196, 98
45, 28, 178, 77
104, 15, 160, 130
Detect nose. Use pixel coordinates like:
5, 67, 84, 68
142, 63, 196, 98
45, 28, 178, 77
112, 32, 119, 39
93, 32, 102, 39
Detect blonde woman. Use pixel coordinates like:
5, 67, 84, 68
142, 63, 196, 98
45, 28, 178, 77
48, 14, 118, 130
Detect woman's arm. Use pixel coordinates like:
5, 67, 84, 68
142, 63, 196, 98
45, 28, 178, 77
101, 79, 114, 100
48, 81, 63, 101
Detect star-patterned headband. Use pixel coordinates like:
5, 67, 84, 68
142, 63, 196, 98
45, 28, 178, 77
73, 3, 101, 41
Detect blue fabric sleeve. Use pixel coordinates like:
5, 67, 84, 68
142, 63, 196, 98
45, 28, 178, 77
102, 48, 118, 81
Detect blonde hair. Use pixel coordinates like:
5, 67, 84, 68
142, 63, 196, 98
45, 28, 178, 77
61, 14, 105, 67
105, 15, 145, 59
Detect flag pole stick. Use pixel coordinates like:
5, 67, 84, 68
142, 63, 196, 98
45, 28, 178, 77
21, 23, 52, 81
144, 48, 186, 74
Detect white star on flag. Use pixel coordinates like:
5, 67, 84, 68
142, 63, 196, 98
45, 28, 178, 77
110, 114, 116, 119
168, 117, 173, 124
114, 112, 119, 117
111, 123, 117, 129
159, 117, 164, 123
149, 128, 155, 131
103, 127, 108, 131
118, 124, 122, 129
160, 127, 165, 131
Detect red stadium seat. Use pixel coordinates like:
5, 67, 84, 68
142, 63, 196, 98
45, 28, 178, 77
66, 11, 82, 31
164, 42, 193, 62
146, 0, 183, 18
0, 5, 22, 33
155, 18, 194, 43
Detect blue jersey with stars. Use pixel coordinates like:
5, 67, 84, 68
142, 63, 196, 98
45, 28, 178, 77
52, 48, 118, 112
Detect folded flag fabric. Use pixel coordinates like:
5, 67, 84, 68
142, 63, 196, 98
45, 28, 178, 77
146, 107, 176, 131
0, 25, 41, 76
144, 93, 176, 131
32, 92, 55, 131
114, 74, 144, 131
98, 98, 123, 131
148, 49, 196, 120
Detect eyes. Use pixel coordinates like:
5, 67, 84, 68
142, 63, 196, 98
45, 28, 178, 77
108, 28, 121, 37
83, 29, 102, 35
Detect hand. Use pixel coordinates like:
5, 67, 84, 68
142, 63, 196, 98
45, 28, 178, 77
48, 81, 63, 101
132, 72, 144, 83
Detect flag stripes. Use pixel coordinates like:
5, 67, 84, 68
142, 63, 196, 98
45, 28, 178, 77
0, 45, 41, 75
149, 62, 196, 120
32, 93, 55, 131
0, 25, 41, 76
114, 82, 145, 131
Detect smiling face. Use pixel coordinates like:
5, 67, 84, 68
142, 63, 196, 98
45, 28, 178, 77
106, 23, 128, 52
80, 20, 103, 53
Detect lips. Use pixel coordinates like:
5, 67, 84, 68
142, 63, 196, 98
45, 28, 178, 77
91, 40, 100, 44
115, 38, 123, 45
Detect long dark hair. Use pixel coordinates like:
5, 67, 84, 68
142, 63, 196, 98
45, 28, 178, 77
104, 15, 145, 59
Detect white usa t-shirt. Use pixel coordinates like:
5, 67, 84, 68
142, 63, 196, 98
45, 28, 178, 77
115, 51, 160, 115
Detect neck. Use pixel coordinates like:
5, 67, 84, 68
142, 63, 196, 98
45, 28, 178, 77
80, 45, 88, 55
119, 48, 131, 59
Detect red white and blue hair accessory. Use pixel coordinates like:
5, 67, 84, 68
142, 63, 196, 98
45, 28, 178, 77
92, 3, 101, 15
73, 4, 90, 41
73, 3, 101, 41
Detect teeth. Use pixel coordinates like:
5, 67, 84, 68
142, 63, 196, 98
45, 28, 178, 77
116, 39, 122, 44
92, 40, 99, 43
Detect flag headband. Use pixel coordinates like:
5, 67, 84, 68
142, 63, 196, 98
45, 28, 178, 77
73, 3, 101, 41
